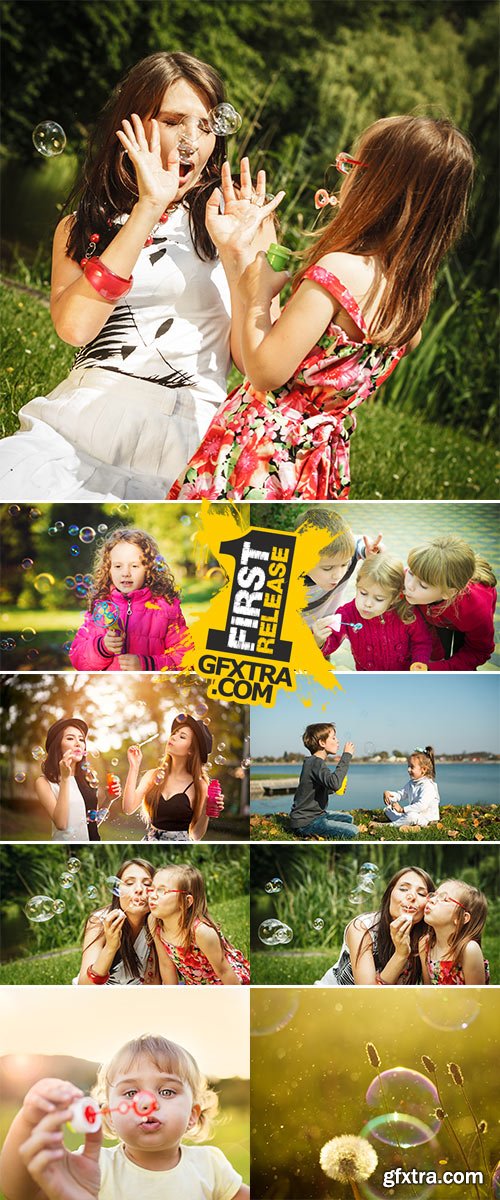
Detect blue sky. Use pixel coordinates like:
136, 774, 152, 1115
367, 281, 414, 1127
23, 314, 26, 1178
251, 675, 500, 756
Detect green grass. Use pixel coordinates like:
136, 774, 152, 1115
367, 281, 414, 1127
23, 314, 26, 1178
0, 897, 249, 984
1, 280, 498, 499
250, 805, 500, 842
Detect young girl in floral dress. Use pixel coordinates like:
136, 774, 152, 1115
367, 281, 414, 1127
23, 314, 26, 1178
169, 114, 474, 500
420, 880, 489, 984
147, 864, 250, 984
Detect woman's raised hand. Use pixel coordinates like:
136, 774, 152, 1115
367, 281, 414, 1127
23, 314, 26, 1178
390, 913, 413, 957
205, 158, 285, 258
101, 909, 126, 952
127, 745, 143, 769
116, 113, 180, 215
59, 751, 75, 779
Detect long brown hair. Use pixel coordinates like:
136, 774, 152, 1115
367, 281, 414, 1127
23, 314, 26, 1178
142, 726, 209, 832
295, 115, 475, 345
88, 527, 179, 608
64, 52, 226, 263
152, 864, 224, 950
425, 879, 488, 964
42, 723, 99, 822
354, 866, 436, 985
407, 537, 497, 620
356, 555, 415, 624
84, 859, 157, 980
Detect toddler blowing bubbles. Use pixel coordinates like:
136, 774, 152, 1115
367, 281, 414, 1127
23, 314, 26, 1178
0, 1034, 249, 1200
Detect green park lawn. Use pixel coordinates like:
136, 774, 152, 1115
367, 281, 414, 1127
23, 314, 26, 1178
250, 805, 500, 842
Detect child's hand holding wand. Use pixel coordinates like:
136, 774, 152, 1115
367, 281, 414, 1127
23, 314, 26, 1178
19, 1094, 102, 1200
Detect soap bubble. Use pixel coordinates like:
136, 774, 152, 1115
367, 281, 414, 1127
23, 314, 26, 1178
118, 503, 128, 513
67, 857, 81, 873
365, 1068, 441, 1145
251, 990, 299, 1036
87, 886, 99, 901
54, 521, 65, 530
31, 746, 45, 761
75, 584, 86, 596
154, 770, 165, 784
87, 810, 98, 821
59, 872, 75, 889
52, 899, 66, 915
154, 554, 166, 570
8, 504, 20, 515
79, 527, 96, 543
70, 545, 80, 556
1, 637, 16, 650
68, 524, 79, 535
106, 875, 122, 896
25, 895, 57, 922
15, 771, 27, 783
111, 758, 119, 766
417, 992, 481, 1031
364, 741, 376, 755
83, 575, 93, 586
64, 576, 76, 589
34, 573, 55, 593
216, 742, 226, 751
196, 701, 208, 717
492, 1163, 500, 1200
21, 558, 33, 569
32, 120, 66, 157
179, 515, 191, 526
264, 878, 283, 894
95, 807, 110, 824
48, 526, 58, 536
358, 1117, 439, 1199
241, 757, 251, 769
312, 918, 324, 931
258, 919, 293, 946
356, 877, 377, 894
29, 508, 41, 519
214, 754, 226, 765
207, 102, 242, 135
97, 523, 108, 533
21, 628, 36, 641
348, 889, 365, 906
25, 649, 39, 661
359, 862, 380, 876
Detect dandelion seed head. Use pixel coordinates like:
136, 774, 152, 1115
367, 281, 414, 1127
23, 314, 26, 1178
320, 1135, 378, 1182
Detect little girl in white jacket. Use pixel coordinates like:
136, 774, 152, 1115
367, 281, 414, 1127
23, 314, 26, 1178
383, 746, 440, 827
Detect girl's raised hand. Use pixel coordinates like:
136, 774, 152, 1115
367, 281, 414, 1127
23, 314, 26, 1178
364, 533, 385, 556
205, 158, 285, 257
390, 914, 413, 956
127, 745, 143, 768
21, 1079, 84, 1131
101, 909, 126, 952
103, 628, 124, 654
116, 113, 180, 215
20, 1103, 101, 1200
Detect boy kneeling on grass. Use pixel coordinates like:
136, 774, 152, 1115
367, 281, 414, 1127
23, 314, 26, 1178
290, 723, 357, 840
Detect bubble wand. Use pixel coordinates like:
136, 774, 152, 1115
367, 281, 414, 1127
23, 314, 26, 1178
69, 1090, 158, 1133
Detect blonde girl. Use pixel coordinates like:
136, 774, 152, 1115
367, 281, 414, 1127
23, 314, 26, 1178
123, 714, 222, 842
405, 536, 497, 671
69, 528, 190, 672
147, 864, 250, 985
313, 554, 432, 670
420, 879, 489, 984
382, 746, 440, 828
169, 114, 474, 500
1, 1034, 249, 1199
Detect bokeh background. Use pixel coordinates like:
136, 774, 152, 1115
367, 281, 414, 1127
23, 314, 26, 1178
1, 0, 498, 498
0, 672, 250, 840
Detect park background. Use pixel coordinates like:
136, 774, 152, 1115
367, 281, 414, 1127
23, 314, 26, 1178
0, 842, 249, 984
1, 0, 498, 499
0, 987, 250, 1188
250, 842, 500, 984
0, 671, 249, 840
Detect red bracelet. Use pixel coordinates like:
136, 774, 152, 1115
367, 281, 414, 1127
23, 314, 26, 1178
83, 257, 133, 302
87, 964, 110, 984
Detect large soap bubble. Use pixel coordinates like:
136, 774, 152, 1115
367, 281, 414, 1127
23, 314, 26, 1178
417, 992, 481, 1031
365, 1068, 441, 1145
207, 103, 242, 135
258, 918, 293, 946
264, 878, 283, 894
358, 1117, 440, 1199
25, 895, 57, 922
32, 121, 67, 157
251, 990, 299, 1036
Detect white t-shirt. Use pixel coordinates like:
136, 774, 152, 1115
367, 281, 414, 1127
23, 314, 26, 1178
49, 778, 89, 842
388, 777, 440, 826
98, 1142, 242, 1200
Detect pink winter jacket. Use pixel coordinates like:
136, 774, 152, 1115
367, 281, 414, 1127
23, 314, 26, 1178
69, 586, 192, 672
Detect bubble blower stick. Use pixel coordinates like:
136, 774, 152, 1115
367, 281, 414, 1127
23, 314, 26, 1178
92, 600, 124, 638
136, 731, 160, 748
324, 614, 363, 633
69, 1090, 158, 1133
206, 778, 223, 818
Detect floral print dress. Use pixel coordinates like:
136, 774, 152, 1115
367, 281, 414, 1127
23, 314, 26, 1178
155, 919, 250, 985
426, 950, 490, 985
168, 265, 406, 501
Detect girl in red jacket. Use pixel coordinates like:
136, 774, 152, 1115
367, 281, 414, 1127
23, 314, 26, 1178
69, 528, 191, 671
313, 554, 432, 671
404, 536, 497, 671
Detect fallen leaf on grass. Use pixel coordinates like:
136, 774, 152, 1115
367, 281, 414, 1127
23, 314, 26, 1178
447, 830, 459, 837
474, 834, 485, 841
358, 824, 368, 832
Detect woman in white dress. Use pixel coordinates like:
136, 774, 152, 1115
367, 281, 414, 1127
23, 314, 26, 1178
34, 717, 120, 842
77, 858, 160, 986
0, 51, 281, 501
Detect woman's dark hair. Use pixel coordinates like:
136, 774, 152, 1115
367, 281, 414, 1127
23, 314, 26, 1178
84, 859, 156, 980
354, 866, 436, 985
64, 52, 226, 263
42, 724, 101, 840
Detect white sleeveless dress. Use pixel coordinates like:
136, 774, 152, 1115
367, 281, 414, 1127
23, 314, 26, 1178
49, 778, 89, 842
0, 208, 231, 501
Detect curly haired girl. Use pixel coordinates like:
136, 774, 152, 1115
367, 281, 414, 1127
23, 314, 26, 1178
69, 528, 191, 671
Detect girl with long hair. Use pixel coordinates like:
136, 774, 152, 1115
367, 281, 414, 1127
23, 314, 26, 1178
404, 536, 497, 670
316, 868, 436, 986
169, 114, 475, 500
77, 859, 160, 986
313, 554, 432, 671
34, 717, 120, 842
0, 51, 280, 502
381, 746, 440, 829
420, 879, 489, 985
69, 527, 190, 671
148, 864, 250, 984
122, 714, 223, 842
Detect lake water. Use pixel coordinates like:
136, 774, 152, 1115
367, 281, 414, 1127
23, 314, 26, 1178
250, 762, 499, 814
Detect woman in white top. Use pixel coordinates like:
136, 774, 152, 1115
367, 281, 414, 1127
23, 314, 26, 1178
34, 717, 121, 842
77, 859, 159, 986
0, 51, 282, 502
383, 745, 440, 828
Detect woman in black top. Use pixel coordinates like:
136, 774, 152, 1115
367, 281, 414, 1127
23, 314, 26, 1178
122, 713, 222, 841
